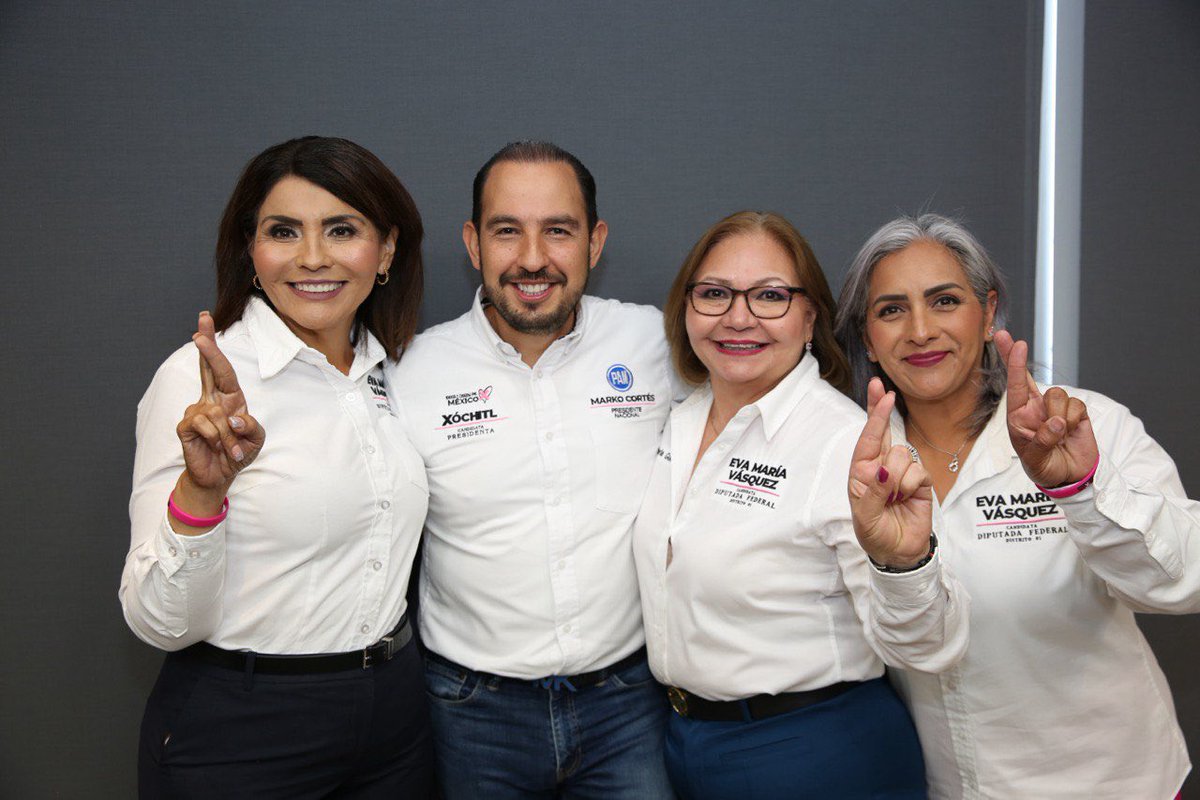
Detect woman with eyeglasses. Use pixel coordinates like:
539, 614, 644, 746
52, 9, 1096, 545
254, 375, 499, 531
632, 211, 969, 799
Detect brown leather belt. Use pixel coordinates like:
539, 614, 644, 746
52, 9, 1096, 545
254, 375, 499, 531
667, 681, 860, 722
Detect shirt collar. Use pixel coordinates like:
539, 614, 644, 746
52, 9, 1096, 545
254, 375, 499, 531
242, 296, 385, 380
753, 354, 821, 441
980, 392, 1018, 474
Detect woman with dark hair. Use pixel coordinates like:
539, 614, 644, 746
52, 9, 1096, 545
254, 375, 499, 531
633, 211, 968, 798
835, 213, 1200, 799
121, 136, 434, 797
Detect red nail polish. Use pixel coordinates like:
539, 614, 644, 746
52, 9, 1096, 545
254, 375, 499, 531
877, 466, 889, 483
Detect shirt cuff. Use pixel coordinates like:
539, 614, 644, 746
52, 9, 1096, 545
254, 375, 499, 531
1058, 455, 1183, 580
155, 510, 225, 577
869, 552, 943, 607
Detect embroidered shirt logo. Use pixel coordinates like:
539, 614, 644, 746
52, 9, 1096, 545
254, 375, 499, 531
974, 491, 1066, 543
367, 373, 393, 414
713, 456, 788, 510
445, 386, 492, 406
606, 364, 634, 392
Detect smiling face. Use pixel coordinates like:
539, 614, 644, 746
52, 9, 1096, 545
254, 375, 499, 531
864, 239, 997, 413
251, 175, 395, 356
685, 231, 815, 402
463, 160, 607, 342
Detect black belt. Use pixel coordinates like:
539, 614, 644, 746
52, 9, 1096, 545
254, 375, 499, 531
425, 647, 646, 692
184, 614, 413, 674
667, 681, 860, 722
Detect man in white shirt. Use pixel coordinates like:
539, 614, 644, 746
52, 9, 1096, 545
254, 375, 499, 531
388, 142, 676, 798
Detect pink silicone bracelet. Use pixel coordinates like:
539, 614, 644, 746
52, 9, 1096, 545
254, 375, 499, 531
1035, 454, 1100, 500
168, 491, 229, 528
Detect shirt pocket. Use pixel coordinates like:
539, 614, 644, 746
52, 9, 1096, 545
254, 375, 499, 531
590, 422, 661, 514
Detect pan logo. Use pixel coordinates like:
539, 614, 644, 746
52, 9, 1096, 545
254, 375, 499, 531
606, 364, 633, 392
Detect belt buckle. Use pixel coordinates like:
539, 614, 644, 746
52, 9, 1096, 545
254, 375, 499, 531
362, 635, 394, 669
667, 686, 689, 716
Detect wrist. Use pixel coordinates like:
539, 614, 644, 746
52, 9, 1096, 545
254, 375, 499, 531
870, 532, 938, 574
176, 472, 231, 512
1035, 454, 1100, 500
169, 474, 230, 535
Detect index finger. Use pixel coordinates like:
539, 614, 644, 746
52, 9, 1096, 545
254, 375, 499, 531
865, 377, 886, 417
194, 312, 242, 396
998, 331, 1032, 409
852, 389, 896, 464
195, 312, 216, 401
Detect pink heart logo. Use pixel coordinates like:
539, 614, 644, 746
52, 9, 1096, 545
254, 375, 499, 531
478, 385, 493, 401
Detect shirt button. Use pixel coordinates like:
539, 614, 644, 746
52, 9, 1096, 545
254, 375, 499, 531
168, 546, 177, 557
346, 392, 359, 402
366, 445, 376, 454
550, 496, 561, 506
556, 560, 566, 570
1095, 489, 1106, 503
380, 500, 391, 510
545, 432, 554, 441
535, 369, 544, 379
372, 560, 382, 571
361, 624, 371, 634
188, 550, 199, 558
562, 624, 572, 634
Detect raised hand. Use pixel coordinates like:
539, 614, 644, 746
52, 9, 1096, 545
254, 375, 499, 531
176, 312, 265, 493
848, 378, 936, 569
994, 330, 1098, 489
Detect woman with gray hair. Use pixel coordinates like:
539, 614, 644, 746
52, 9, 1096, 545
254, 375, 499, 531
835, 213, 1200, 799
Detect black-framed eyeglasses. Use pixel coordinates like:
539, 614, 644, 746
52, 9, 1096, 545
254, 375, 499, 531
686, 282, 807, 319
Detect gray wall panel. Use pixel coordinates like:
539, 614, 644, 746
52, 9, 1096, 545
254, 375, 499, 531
1081, 2, 1200, 791
2, 2, 1053, 795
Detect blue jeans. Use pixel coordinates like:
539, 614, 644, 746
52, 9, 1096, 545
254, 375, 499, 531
665, 677, 925, 800
425, 651, 674, 799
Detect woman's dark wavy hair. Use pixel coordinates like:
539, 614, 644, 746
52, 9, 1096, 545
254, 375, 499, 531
212, 136, 423, 360
663, 210, 851, 395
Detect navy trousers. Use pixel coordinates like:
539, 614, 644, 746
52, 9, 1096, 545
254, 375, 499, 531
138, 638, 434, 799
665, 677, 927, 799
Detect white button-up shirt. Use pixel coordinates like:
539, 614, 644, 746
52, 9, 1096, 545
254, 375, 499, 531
121, 297, 429, 655
388, 291, 678, 678
633, 355, 969, 701
889, 388, 1198, 799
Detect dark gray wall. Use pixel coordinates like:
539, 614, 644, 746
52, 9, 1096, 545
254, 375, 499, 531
1080, 3, 1200, 794
5, 1, 1185, 796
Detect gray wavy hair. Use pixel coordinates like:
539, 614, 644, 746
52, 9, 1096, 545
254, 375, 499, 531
833, 213, 1009, 437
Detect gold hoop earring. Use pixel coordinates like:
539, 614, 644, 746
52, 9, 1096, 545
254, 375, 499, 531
376, 271, 390, 286
252, 274, 262, 291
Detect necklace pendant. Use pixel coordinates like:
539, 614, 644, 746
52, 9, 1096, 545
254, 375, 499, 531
948, 457, 960, 473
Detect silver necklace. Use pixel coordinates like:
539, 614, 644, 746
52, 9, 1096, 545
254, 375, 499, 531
908, 419, 971, 474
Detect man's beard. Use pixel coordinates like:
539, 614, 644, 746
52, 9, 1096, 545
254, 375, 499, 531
483, 265, 588, 335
